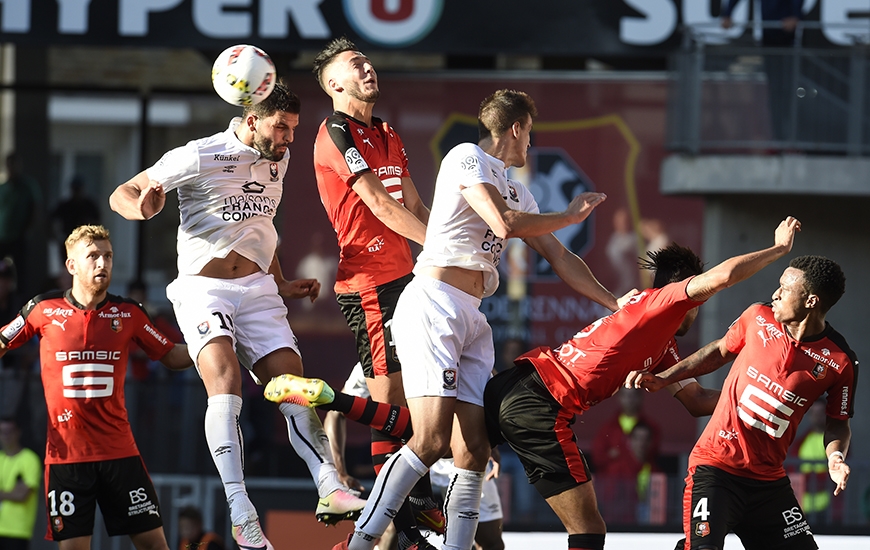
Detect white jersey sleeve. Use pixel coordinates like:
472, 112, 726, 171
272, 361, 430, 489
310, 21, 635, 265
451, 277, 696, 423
146, 142, 201, 192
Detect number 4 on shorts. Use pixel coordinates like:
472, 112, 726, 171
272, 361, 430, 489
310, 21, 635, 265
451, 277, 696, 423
693, 497, 710, 521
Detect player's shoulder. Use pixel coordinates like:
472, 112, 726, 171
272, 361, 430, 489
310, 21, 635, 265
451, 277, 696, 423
821, 323, 859, 368
104, 294, 152, 318
21, 290, 67, 318
447, 142, 484, 158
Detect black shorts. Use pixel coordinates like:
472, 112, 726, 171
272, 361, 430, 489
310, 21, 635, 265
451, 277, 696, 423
484, 363, 591, 499
337, 273, 412, 378
683, 465, 818, 550
45, 456, 163, 541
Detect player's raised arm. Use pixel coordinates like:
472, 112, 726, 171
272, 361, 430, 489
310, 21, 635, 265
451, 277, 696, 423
524, 232, 619, 312
686, 216, 800, 302
109, 171, 166, 221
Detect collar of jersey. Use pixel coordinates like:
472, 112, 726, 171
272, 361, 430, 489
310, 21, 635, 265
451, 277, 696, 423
333, 110, 383, 129
64, 288, 110, 311
225, 117, 266, 158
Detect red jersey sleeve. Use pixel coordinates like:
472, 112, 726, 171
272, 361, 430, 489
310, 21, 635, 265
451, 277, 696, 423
318, 114, 371, 186
650, 338, 681, 374
723, 304, 758, 355
132, 306, 175, 360
823, 333, 858, 421
0, 298, 40, 349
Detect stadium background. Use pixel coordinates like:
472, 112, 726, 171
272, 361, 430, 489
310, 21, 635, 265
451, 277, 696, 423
0, 1, 868, 548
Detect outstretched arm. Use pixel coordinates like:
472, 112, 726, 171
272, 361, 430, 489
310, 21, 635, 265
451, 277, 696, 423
463, 183, 606, 240
110, 171, 166, 220
628, 338, 736, 393
685, 216, 800, 302
825, 417, 851, 496
524, 232, 619, 312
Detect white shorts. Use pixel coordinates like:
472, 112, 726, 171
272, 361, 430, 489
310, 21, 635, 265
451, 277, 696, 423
393, 276, 493, 406
429, 458, 503, 522
342, 362, 370, 399
166, 272, 300, 371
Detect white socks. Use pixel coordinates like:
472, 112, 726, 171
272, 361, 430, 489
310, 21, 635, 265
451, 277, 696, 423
279, 402, 343, 498
443, 467, 484, 550
205, 394, 256, 525
349, 446, 429, 550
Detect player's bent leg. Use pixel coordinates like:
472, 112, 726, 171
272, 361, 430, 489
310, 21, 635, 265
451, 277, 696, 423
545, 482, 606, 537
129, 527, 170, 550
257, 349, 366, 525
197, 337, 263, 532
443, 403, 490, 550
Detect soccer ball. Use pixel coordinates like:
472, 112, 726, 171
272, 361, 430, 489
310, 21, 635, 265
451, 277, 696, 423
211, 45, 276, 106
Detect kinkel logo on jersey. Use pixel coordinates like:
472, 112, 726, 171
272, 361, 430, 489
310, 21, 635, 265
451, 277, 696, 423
215, 154, 241, 162
269, 163, 279, 182
241, 181, 265, 194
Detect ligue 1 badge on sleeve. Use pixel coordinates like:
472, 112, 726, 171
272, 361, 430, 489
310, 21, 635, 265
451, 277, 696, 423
198, 321, 210, 335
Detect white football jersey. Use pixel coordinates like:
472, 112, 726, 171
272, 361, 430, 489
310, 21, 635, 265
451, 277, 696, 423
146, 118, 289, 275
414, 143, 539, 298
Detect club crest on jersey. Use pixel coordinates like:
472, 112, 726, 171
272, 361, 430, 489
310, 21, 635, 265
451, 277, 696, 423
695, 522, 710, 537
111, 318, 123, 333
242, 181, 265, 194
197, 321, 210, 335
52, 516, 64, 532
811, 363, 827, 380
507, 184, 519, 202
443, 368, 457, 390
269, 163, 279, 182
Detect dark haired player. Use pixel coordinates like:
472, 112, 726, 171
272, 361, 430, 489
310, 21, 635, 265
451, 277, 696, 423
631, 255, 855, 550
110, 82, 364, 550
0, 225, 192, 550
311, 37, 440, 546
483, 217, 801, 550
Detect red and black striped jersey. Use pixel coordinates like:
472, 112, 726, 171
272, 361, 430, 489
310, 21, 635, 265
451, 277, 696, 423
690, 303, 858, 481
0, 290, 175, 464
313, 111, 414, 293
